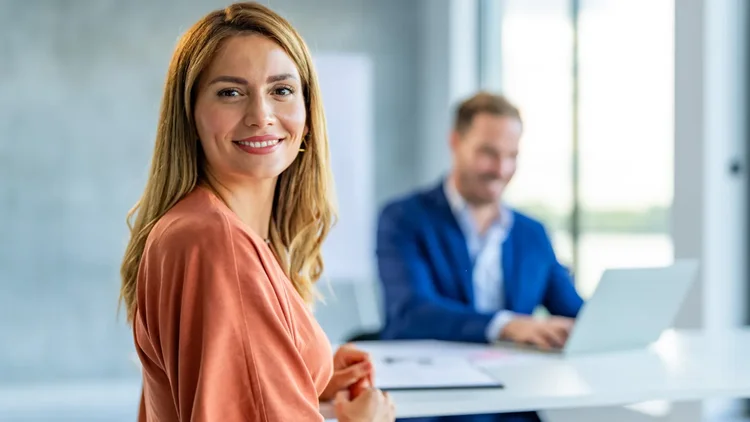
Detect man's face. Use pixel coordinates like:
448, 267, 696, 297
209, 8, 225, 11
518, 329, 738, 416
451, 113, 522, 206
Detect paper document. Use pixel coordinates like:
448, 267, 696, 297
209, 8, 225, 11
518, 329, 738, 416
353, 340, 549, 367
372, 356, 503, 391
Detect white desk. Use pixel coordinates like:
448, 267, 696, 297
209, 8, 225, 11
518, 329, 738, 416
4, 329, 746, 421
321, 328, 750, 419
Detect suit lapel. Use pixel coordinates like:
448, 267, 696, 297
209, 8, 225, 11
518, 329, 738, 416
428, 184, 475, 305
502, 219, 517, 311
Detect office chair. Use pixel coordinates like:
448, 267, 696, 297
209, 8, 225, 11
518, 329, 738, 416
314, 278, 383, 344
346, 330, 381, 342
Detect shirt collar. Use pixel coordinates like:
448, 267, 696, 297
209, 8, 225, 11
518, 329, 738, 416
443, 176, 514, 233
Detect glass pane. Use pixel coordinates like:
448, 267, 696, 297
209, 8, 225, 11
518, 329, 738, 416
499, 0, 575, 267
577, 0, 675, 297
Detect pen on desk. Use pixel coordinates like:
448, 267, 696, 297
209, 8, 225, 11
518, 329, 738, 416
382, 357, 432, 365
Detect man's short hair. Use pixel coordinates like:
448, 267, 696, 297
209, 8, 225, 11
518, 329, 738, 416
454, 92, 522, 135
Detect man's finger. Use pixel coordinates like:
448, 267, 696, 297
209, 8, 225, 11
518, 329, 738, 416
551, 323, 571, 342
549, 317, 575, 331
541, 325, 567, 348
530, 333, 553, 350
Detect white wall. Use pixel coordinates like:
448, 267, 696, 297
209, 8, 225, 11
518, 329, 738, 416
314, 54, 375, 281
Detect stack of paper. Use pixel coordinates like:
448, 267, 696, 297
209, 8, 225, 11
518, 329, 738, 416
372, 355, 503, 391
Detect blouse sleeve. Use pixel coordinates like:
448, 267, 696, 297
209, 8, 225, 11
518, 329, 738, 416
142, 216, 324, 422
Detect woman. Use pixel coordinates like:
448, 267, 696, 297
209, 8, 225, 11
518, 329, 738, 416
119, 2, 395, 421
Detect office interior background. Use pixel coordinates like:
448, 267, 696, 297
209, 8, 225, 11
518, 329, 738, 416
0, 0, 747, 421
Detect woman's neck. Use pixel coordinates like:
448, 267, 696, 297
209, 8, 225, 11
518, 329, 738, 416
203, 173, 277, 240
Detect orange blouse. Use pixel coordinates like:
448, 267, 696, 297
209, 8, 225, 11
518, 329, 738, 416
133, 186, 333, 421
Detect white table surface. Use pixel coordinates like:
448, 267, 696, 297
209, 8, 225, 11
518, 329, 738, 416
3, 329, 747, 421
320, 328, 750, 419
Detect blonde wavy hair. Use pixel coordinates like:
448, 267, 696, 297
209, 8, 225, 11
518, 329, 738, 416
119, 2, 336, 323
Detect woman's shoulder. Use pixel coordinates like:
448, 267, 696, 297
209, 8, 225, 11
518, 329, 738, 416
139, 187, 294, 318
147, 187, 258, 256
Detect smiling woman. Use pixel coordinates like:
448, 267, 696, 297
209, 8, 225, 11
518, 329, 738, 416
195, 36, 307, 181
118, 2, 394, 422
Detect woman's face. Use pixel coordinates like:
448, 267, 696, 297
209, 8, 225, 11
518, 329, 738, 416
194, 34, 306, 183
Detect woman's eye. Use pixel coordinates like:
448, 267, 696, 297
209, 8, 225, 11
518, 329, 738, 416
217, 89, 241, 97
274, 86, 293, 96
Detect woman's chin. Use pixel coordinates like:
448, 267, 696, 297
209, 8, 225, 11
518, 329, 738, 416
236, 163, 292, 181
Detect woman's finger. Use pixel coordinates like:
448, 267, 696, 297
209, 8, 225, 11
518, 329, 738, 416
334, 389, 351, 405
332, 361, 372, 387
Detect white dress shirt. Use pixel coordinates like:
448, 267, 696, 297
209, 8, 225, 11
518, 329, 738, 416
444, 180, 516, 342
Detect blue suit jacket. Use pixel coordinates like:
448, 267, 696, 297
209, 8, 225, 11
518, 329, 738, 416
375, 183, 583, 422
376, 182, 583, 343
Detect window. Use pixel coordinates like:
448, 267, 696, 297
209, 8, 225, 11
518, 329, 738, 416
577, 0, 674, 297
498, 0, 675, 297
500, 0, 575, 267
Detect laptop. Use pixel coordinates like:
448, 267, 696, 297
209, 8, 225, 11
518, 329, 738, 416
496, 259, 699, 356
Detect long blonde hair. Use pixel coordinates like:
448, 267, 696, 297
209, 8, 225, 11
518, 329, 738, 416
120, 2, 336, 323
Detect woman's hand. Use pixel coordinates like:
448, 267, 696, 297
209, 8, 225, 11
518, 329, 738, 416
319, 343, 374, 402
334, 388, 395, 422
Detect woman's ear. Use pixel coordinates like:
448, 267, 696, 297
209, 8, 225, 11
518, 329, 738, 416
299, 126, 310, 152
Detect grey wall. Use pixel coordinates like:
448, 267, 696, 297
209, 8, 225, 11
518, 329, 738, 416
0, 0, 419, 383
415, 0, 480, 187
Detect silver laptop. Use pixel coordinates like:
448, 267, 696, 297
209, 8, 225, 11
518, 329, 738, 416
498, 259, 699, 356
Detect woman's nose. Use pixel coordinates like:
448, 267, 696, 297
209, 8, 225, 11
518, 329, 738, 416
243, 94, 274, 127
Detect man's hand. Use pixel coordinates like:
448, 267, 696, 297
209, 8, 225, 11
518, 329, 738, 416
500, 316, 575, 350
320, 343, 374, 402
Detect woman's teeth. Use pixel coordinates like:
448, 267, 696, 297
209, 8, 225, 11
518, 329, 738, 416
236, 139, 280, 148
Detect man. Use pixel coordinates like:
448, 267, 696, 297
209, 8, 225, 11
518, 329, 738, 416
376, 92, 584, 422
